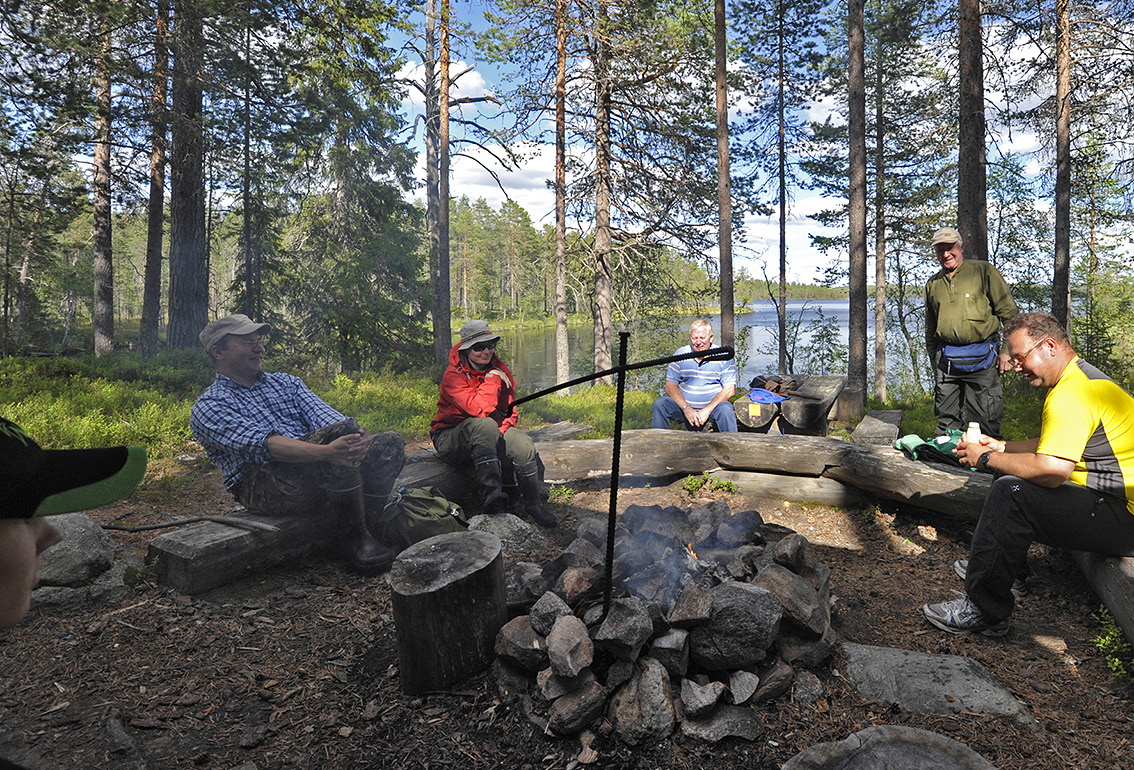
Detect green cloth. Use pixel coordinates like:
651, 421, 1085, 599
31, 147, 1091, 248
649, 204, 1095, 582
924, 259, 1017, 357
893, 429, 964, 466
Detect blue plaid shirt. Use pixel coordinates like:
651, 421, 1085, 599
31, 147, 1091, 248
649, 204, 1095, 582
190, 371, 346, 491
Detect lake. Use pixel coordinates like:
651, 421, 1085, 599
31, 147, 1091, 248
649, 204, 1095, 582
494, 299, 852, 394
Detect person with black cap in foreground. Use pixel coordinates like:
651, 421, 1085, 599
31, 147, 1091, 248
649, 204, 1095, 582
190, 314, 406, 573
430, 320, 555, 527
0, 417, 146, 628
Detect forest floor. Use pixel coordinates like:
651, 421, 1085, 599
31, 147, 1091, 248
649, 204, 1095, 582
2, 438, 1134, 769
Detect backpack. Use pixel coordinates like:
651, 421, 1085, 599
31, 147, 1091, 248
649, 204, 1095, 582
371, 486, 468, 552
893, 429, 964, 466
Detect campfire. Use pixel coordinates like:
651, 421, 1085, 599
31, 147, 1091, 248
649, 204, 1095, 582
492, 501, 837, 744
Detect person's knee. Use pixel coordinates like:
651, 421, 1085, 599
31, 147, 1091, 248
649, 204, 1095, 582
464, 417, 503, 447
503, 429, 537, 466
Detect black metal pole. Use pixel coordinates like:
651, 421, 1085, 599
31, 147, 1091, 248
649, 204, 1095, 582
600, 331, 631, 621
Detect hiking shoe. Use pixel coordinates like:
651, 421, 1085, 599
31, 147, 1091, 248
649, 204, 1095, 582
954, 559, 1027, 598
922, 593, 1010, 636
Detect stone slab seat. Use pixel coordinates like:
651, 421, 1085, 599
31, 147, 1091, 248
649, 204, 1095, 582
147, 421, 593, 594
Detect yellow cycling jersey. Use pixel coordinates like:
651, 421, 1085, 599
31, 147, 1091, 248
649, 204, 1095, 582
1038, 357, 1134, 514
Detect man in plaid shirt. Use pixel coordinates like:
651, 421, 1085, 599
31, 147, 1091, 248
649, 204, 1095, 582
191, 314, 404, 573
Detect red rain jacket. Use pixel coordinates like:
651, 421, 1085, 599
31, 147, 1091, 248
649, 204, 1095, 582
429, 342, 519, 437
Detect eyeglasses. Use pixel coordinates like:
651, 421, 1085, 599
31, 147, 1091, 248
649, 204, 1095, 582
231, 336, 267, 349
1009, 337, 1045, 368
471, 341, 497, 352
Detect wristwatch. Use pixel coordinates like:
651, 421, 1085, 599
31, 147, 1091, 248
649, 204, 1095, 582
978, 451, 992, 470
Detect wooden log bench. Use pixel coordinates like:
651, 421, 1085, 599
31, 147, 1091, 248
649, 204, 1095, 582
146, 422, 593, 594
148, 426, 1134, 650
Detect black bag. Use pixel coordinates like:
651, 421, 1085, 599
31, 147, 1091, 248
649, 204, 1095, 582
942, 339, 997, 373
370, 486, 468, 552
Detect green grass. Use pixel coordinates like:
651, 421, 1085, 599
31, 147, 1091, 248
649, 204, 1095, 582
1092, 605, 1134, 679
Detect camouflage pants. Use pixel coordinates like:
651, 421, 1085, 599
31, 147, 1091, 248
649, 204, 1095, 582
235, 419, 406, 518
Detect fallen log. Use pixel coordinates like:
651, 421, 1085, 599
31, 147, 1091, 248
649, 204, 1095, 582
711, 470, 871, 508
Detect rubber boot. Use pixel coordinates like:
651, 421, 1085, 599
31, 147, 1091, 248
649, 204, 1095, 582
516, 461, 555, 527
333, 483, 396, 574
472, 446, 511, 514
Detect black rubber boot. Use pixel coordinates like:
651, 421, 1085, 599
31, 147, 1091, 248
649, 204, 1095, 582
333, 484, 396, 574
472, 446, 511, 514
516, 461, 555, 527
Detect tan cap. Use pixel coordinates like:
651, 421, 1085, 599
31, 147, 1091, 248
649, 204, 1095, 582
457, 319, 501, 351
199, 314, 272, 352
932, 227, 963, 246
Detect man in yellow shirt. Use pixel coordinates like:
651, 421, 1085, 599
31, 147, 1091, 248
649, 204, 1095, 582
925, 227, 1018, 438
923, 313, 1134, 635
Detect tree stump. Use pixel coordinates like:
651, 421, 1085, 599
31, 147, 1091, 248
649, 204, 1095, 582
389, 531, 507, 694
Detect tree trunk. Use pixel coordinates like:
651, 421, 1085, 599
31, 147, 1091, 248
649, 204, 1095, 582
425, 0, 447, 365
554, 0, 570, 387
1052, 0, 1071, 330
776, 3, 788, 374
438, 0, 453, 364
140, 0, 169, 357
168, 0, 208, 348
592, 0, 613, 383
957, 0, 988, 262
716, 0, 734, 349
873, 48, 887, 403
846, 0, 867, 419
93, 27, 114, 357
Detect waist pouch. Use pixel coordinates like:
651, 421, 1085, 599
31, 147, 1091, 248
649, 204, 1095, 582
942, 339, 996, 373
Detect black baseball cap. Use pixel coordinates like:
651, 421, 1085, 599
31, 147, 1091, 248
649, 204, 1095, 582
1, 417, 147, 519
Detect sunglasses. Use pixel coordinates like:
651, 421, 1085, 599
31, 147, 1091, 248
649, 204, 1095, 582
471, 341, 498, 352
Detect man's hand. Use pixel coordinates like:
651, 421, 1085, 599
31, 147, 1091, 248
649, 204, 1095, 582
324, 432, 367, 469
954, 434, 999, 468
486, 368, 512, 388
997, 352, 1013, 374
684, 405, 706, 427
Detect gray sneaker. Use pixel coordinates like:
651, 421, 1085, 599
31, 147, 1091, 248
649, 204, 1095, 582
923, 593, 1011, 636
954, 559, 1028, 598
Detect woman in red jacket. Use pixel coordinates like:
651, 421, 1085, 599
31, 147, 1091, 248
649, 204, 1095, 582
430, 320, 555, 527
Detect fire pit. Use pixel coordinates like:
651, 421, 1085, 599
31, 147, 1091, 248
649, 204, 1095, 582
492, 501, 838, 744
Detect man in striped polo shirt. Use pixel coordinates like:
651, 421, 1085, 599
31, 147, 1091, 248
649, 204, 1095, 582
923, 312, 1134, 636
651, 319, 738, 432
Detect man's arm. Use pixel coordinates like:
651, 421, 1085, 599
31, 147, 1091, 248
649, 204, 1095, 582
664, 380, 702, 426
692, 384, 735, 427
265, 433, 364, 468
956, 436, 1074, 488
924, 282, 939, 358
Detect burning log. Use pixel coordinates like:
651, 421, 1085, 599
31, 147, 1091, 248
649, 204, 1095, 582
389, 531, 507, 695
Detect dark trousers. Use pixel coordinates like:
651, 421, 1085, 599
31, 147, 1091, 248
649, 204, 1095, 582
965, 475, 1134, 622
933, 353, 1004, 439
235, 419, 405, 518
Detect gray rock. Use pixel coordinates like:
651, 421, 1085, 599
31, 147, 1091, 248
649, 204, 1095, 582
530, 591, 573, 637
506, 562, 550, 607
38, 513, 116, 587
548, 615, 593, 678
604, 658, 635, 691
778, 625, 839, 669
680, 678, 727, 717
553, 566, 601, 606
608, 657, 676, 745
793, 670, 824, 703
689, 582, 781, 671
621, 504, 692, 543
729, 670, 760, 705
713, 509, 765, 549
561, 537, 606, 571
591, 597, 653, 661
753, 563, 827, 635
724, 544, 765, 580
494, 616, 548, 672
537, 667, 594, 701
753, 658, 794, 703
772, 533, 817, 574
649, 627, 690, 679
668, 584, 712, 628
843, 643, 1037, 728
32, 514, 140, 613
781, 725, 997, 770
548, 678, 607, 735
576, 518, 615, 551
468, 512, 549, 553
687, 500, 733, 544
679, 704, 764, 743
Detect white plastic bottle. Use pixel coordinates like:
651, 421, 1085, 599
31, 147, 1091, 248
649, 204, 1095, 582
965, 422, 982, 445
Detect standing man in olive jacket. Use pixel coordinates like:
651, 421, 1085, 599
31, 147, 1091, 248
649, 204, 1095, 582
925, 227, 1018, 439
